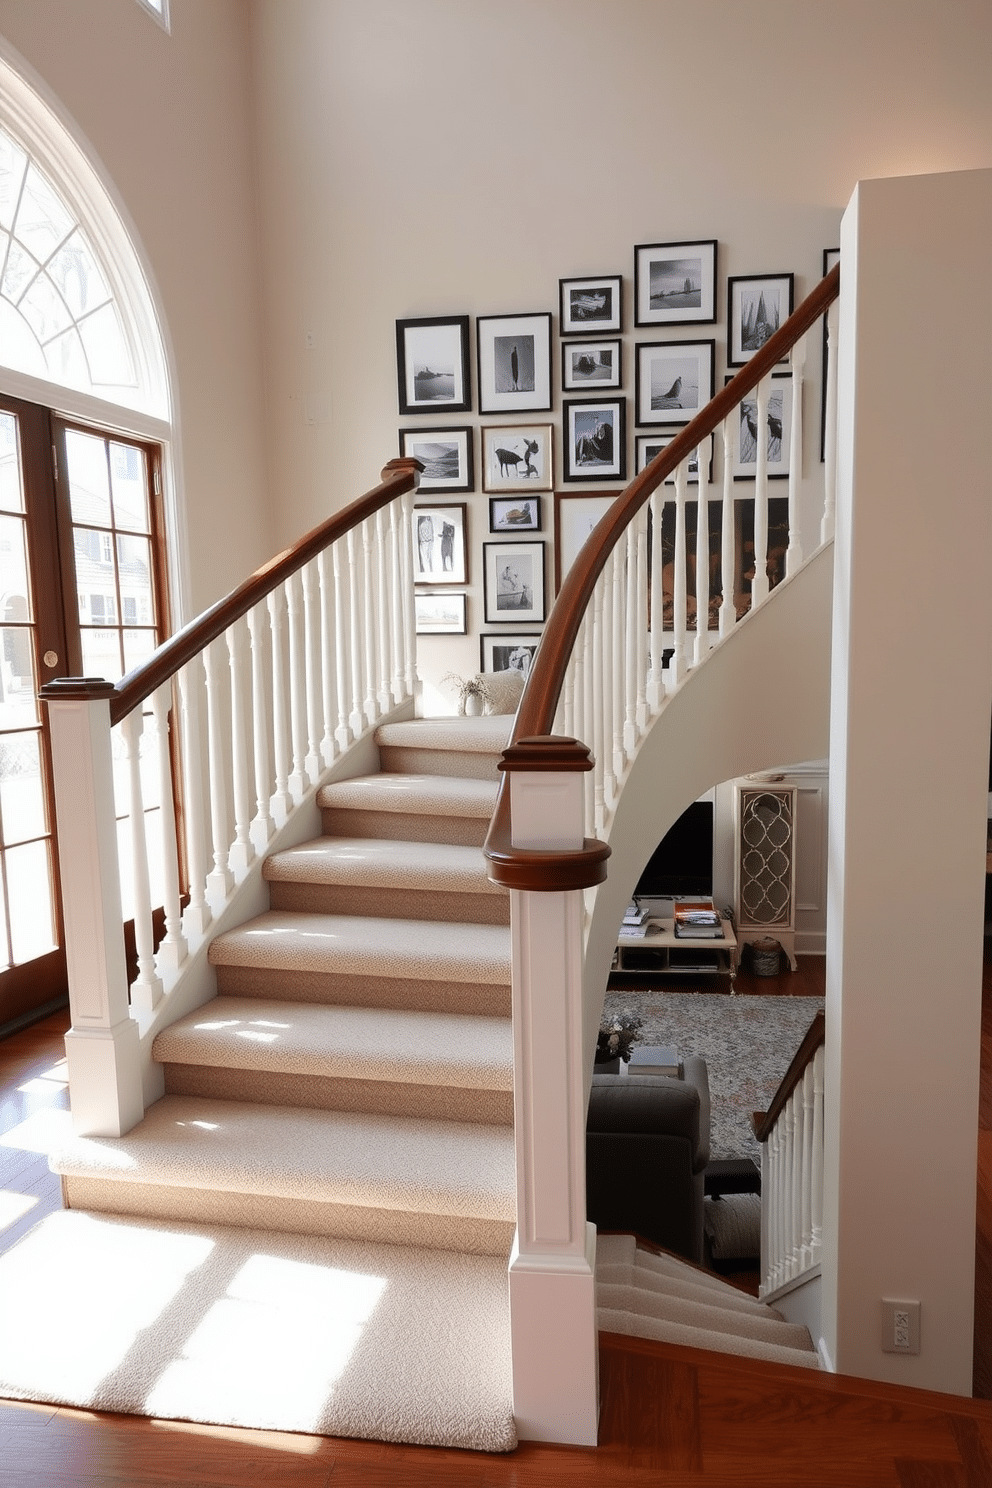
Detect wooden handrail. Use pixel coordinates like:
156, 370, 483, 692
38, 457, 422, 727
751, 1009, 825, 1144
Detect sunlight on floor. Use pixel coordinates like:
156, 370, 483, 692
0, 1108, 74, 1154
0, 1189, 37, 1233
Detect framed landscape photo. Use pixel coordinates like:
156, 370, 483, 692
634, 340, 715, 426
559, 274, 622, 336
489, 494, 542, 532
480, 632, 542, 677
553, 490, 619, 590
561, 338, 621, 392
636, 432, 714, 484
563, 397, 627, 481
413, 502, 468, 584
477, 311, 552, 413
481, 423, 553, 493
727, 273, 794, 366
415, 592, 467, 635
728, 373, 794, 480
483, 540, 545, 624
396, 315, 471, 414
634, 239, 717, 327
399, 426, 473, 492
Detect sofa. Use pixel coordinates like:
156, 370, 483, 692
585, 1056, 710, 1263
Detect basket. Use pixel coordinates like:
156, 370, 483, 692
748, 937, 781, 976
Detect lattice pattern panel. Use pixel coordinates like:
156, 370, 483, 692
737, 786, 796, 929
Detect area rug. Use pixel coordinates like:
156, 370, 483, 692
0, 1208, 516, 1452
601, 991, 824, 1162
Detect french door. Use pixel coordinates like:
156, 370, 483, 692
0, 393, 167, 1031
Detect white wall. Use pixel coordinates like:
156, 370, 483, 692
823, 167, 992, 1394
0, 0, 272, 614
247, 0, 992, 710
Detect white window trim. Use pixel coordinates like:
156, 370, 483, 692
135, 0, 171, 33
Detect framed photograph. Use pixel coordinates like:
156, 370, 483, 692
634, 340, 715, 427
396, 315, 471, 415
636, 432, 714, 484
559, 275, 622, 335
563, 397, 627, 481
399, 426, 473, 492
634, 239, 717, 327
480, 632, 542, 677
728, 374, 794, 480
483, 541, 545, 624
727, 274, 794, 366
415, 593, 467, 635
820, 247, 840, 462
413, 503, 468, 584
477, 312, 552, 413
561, 338, 621, 392
553, 490, 619, 590
489, 494, 542, 532
481, 423, 553, 493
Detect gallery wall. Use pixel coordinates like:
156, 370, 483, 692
247, 0, 992, 712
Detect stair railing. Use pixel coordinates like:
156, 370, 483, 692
41, 457, 421, 1137
752, 1010, 826, 1298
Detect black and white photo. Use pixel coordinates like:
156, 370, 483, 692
480, 632, 542, 676
636, 432, 714, 483
634, 340, 715, 426
489, 494, 542, 532
553, 490, 619, 590
396, 315, 471, 414
727, 273, 794, 365
482, 423, 553, 492
477, 312, 552, 413
634, 240, 717, 326
415, 593, 467, 635
561, 338, 621, 392
559, 274, 622, 335
413, 503, 468, 585
563, 397, 626, 481
483, 540, 545, 624
729, 374, 794, 480
399, 426, 473, 492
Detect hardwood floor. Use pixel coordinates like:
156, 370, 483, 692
2, 966, 992, 1485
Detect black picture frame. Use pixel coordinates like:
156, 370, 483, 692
558, 274, 622, 335
399, 426, 473, 493
489, 494, 542, 532
726, 372, 794, 480
561, 337, 622, 392
477, 311, 553, 414
636, 432, 714, 484
562, 397, 627, 481
396, 315, 471, 415
727, 274, 794, 366
634, 340, 715, 427
483, 540, 546, 624
634, 239, 717, 327
480, 632, 542, 676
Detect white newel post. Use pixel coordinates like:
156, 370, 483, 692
42, 680, 143, 1138
492, 735, 608, 1447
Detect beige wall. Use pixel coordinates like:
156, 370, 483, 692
0, 0, 272, 614
248, 0, 992, 707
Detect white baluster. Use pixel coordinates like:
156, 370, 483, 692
821, 299, 839, 544
800, 1062, 815, 1269
267, 587, 291, 824
150, 682, 187, 971
361, 516, 376, 726
591, 579, 606, 831
285, 571, 308, 799
120, 708, 162, 1011
623, 525, 638, 755
247, 601, 275, 852
203, 640, 234, 907
346, 527, 363, 737
374, 508, 391, 714
317, 549, 337, 768
786, 338, 806, 575
581, 613, 595, 831
178, 659, 211, 939
400, 491, 417, 698
226, 618, 255, 875
301, 560, 322, 784
387, 499, 405, 704
646, 489, 664, 707
693, 446, 709, 664
332, 537, 352, 751
752, 374, 771, 608
670, 463, 688, 686
634, 508, 649, 730
810, 1045, 825, 1264
608, 546, 623, 800
789, 1087, 803, 1279
720, 417, 736, 640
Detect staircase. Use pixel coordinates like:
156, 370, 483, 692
48, 715, 521, 1450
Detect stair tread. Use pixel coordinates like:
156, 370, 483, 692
50, 1095, 516, 1221
375, 716, 513, 753
318, 773, 498, 817
264, 836, 504, 897
209, 911, 511, 984
154, 995, 512, 1090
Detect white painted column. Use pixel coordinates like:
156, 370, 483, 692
495, 735, 604, 1447
42, 681, 143, 1138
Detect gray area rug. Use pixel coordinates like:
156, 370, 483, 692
601, 991, 824, 1162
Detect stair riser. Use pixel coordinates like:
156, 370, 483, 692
163, 1063, 513, 1125
321, 807, 489, 847
63, 1175, 515, 1256
213, 964, 512, 1017
267, 880, 510, 926
377, 745, 503, 781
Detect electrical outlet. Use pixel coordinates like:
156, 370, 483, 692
881, 1298, 920, 1354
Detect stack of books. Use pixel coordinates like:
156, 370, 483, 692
673, 900, 723, 938
628, 1044, 681, 1078
619, 901, 651, 939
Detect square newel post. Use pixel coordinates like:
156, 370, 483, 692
489, 735, 610, 1446
42, 679, 143, 1138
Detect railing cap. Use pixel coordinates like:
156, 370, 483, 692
498, 735, 595, 773
40, 677, 117, 702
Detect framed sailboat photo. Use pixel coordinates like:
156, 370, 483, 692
727, 273, 794, 366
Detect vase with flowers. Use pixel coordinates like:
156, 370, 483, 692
594, 1012, 644, 1073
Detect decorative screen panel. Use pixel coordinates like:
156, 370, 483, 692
736, 785, 796, 931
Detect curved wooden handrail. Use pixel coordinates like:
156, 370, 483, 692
751, 1009, 825, 1144
47, 458, 420, 727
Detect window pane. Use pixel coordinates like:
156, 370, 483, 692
2, 237, 37, 302
78, 302, 135, 387
0, 132, 28, 234
0, 630, 38, 727
48, 231, 111, 320
0, 731, 46, 844
43, 326, 90, 390
16, 164, 73, 262
118, 532, 153, 623
7, 839, 56, 963
123, 628, 157, 675
0, 413, 25, 513
0, 514, 33, 619
20, 273, 72, 342
66, 429, 111, 525
81, 625, 123, 683
0, 299, 46, 379
110, 444, 149, 532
